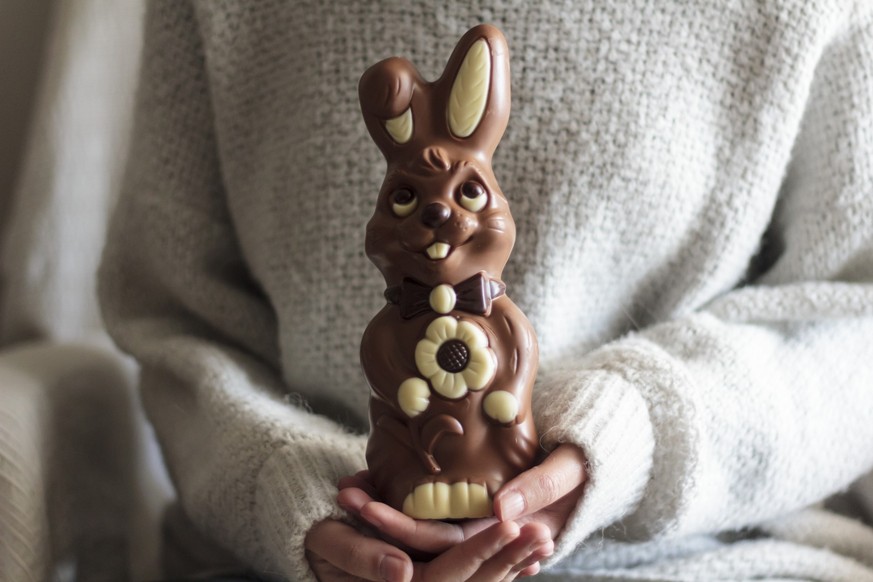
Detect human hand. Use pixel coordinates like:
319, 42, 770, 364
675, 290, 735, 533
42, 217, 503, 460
335, 444, 586, 578
305, 515, 547, 581
492, 443, 588, 536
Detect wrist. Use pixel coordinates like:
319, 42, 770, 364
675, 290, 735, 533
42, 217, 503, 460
534, 360, 654, 565
254, 436, 367, 581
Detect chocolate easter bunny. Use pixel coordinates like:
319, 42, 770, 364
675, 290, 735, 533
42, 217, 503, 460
359, 25, 539, 519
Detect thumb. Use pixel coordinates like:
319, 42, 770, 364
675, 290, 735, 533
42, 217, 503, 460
493, 444, 587, 522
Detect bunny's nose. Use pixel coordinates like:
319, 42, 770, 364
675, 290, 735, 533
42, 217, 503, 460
421, 203, 451, 228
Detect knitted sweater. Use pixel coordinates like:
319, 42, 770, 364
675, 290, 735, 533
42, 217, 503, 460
99, 1, 873, 580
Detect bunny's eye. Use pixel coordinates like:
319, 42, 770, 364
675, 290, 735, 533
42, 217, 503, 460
458, 181, 488, 212
391, 188, 417, 217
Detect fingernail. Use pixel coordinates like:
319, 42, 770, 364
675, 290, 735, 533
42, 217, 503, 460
380, 555, 406, 582
499, 491, 525, 521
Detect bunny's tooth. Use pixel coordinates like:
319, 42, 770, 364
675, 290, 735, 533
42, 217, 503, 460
426, 242, 451, 260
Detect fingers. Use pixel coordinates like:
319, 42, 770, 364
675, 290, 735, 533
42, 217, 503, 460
512, 524, 554, 574
338, 484, 494, 555
335, 473, 555, 579
330, 484, 555, 581
337, 483, 375, 514
305, 519, 411, 582
414, 521, 553, 582
359, 499, 483, 554
494, 443, 587, 522
516, 562, 541, 578
504, 524, 553, 581
416, 520, 520, 580
468, 522, 553, 582
337, 470, 377, 497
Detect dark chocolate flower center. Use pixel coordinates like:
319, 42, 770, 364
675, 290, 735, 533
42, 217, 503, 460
437, 339, 470, 373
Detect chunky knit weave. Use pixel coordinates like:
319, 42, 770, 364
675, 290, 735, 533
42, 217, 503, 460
99, 1, 873, 580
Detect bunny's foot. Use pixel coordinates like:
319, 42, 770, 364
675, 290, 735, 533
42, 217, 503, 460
402, 480, 492, 519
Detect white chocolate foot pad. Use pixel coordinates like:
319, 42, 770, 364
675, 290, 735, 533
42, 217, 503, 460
402, 481, 491, 519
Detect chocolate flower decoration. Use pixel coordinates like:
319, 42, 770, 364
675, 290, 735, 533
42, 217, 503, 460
415, 316, 496, 398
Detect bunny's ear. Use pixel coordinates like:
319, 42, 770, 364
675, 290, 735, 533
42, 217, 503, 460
440, 25, 511, 157
359, 57, 424, 158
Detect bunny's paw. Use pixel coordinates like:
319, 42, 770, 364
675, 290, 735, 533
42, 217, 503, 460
483, 390, 519, 424
402, 481, 491, 519
398, 377, 431, 417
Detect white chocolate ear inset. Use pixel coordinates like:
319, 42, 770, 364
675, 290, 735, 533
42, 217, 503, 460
385, 108, 413, 143
447, 39, 491, 138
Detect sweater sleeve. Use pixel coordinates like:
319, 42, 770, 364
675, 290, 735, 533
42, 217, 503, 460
97, 3, 364, 580
537, 5, 873, 563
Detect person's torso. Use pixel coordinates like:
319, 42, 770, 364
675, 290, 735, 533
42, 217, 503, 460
191, 0, 843, 427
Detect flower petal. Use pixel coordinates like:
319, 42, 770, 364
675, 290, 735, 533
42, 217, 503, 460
432, 370, 468, 399
415, 339, 440, 377
462, 347, 496, 390
429, 369, 450, 393
426, 316, 457, 344
456, 320, 488, 348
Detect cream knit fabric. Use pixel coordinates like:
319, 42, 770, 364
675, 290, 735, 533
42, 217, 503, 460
99, 1, 873, 580
0, 342, 138, 582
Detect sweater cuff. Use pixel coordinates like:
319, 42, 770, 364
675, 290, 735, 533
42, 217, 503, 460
533, 359, 655, 566
253, 434, 367, 582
